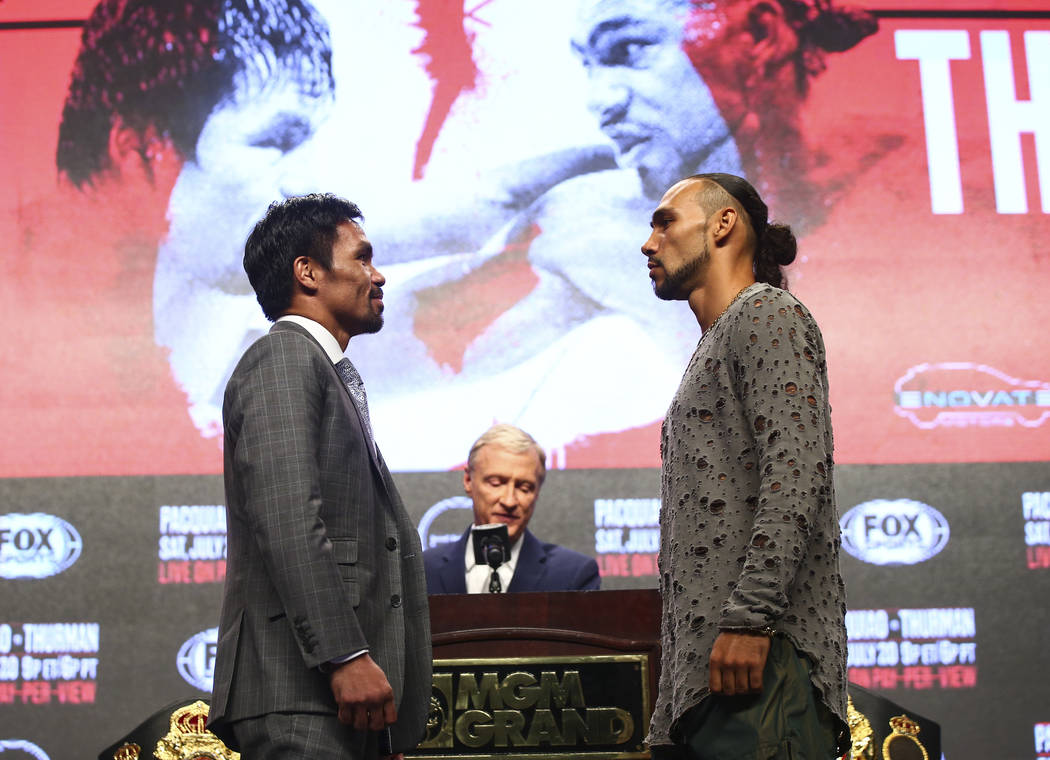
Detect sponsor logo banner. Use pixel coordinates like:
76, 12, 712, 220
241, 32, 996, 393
176, 627, 217, 693
1023, 492, 1050, 570
894, 362, 1050, 429
418, 497, 474, 550
157, 505, 227, 584
840, 499, 950, 566
0, 622, 99, 705
0, 740, 50, 760
0, 513, 82, 580
1035, 722, 1050, 759
592, 498, 660, 579
846, 608, 977, 690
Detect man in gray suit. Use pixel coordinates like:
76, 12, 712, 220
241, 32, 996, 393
208, 193, 432, 757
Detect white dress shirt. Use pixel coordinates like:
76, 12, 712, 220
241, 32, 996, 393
277, 314, 345, 362
279, 314, 377, 455
464, 530, 524, 593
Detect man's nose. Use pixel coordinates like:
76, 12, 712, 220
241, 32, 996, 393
587, 67, 631, 124
499, 485, 519, 508
642, 229, 659, 257
371, 267, 386, 287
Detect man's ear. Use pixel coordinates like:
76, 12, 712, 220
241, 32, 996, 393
745, 0, 797, 84
711, 206, 739, 244
108, 121, 139, 170
463, 468, 474, 496
107, 119, 178, 180
292, 256, 321, 293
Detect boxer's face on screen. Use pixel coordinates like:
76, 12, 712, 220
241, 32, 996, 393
161, 73, 333, 294
464, 445, 543, 545
572, 0, 734, 190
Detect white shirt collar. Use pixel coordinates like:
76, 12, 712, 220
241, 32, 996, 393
277, 315, 345, 364
464, 528, 525, 594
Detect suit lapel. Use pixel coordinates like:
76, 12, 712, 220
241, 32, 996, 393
330, 362, 395, 502
507, 530, 546, 592
372, 446, 404, 509
270, 322, 393, 501
438, 530, 470, 593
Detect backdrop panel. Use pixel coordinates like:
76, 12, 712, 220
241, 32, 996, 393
1, 1, 1049, 758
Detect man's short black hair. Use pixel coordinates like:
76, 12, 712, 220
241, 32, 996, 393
244, 194, 364, 322
56, 0, 333, 187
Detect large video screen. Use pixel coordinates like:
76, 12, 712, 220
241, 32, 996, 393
3, 0, 1048, 477
2, 1, 1049, 759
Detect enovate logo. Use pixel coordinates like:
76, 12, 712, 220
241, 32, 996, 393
894, 362, 1050, 429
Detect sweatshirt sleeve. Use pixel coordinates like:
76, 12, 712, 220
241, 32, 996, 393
719, 290, 834, 631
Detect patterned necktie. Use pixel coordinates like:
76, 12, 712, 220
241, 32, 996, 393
334, 358, 375, 449
489, 569, 502, 593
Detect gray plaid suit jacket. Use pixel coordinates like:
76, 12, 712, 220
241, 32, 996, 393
207, 321, 431, 753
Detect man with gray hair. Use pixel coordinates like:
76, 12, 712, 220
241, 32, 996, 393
423, 424, 600, 593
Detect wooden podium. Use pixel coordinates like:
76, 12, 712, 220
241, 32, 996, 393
417, 590, 944, 760
413, 589, 662, 760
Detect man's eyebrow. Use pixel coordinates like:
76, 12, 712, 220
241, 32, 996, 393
583, 16, 643, 48
651, 207, 674, 225
247, 113, 312, 143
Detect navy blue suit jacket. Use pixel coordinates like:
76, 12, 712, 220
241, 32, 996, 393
423, 528, 600, 594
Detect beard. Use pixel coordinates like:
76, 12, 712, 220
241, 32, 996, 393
360, 286, 385, 333
653, 239, 709, 300
360, 294, 385, 334
360, 312, 384, 334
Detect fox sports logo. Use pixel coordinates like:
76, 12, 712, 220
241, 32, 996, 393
176, 627, 218, 692
0, 513, 83, 579
840, 499, 949, 566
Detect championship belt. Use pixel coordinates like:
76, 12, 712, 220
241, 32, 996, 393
100, 698, 238, 760
846, 686, 938, 760
153, 700, 239, 760
847, 695, 875, 760
882, 714, 928, 760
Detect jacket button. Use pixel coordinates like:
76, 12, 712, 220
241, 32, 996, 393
385, 537, 397, 551
390, 594, 402, 608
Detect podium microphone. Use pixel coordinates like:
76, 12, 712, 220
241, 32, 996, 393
471, 524, 510, 592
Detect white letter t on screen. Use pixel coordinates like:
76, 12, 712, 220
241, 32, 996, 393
895, 30, 971, 214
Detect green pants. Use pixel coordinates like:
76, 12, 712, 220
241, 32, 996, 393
675, 636, 840, 760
